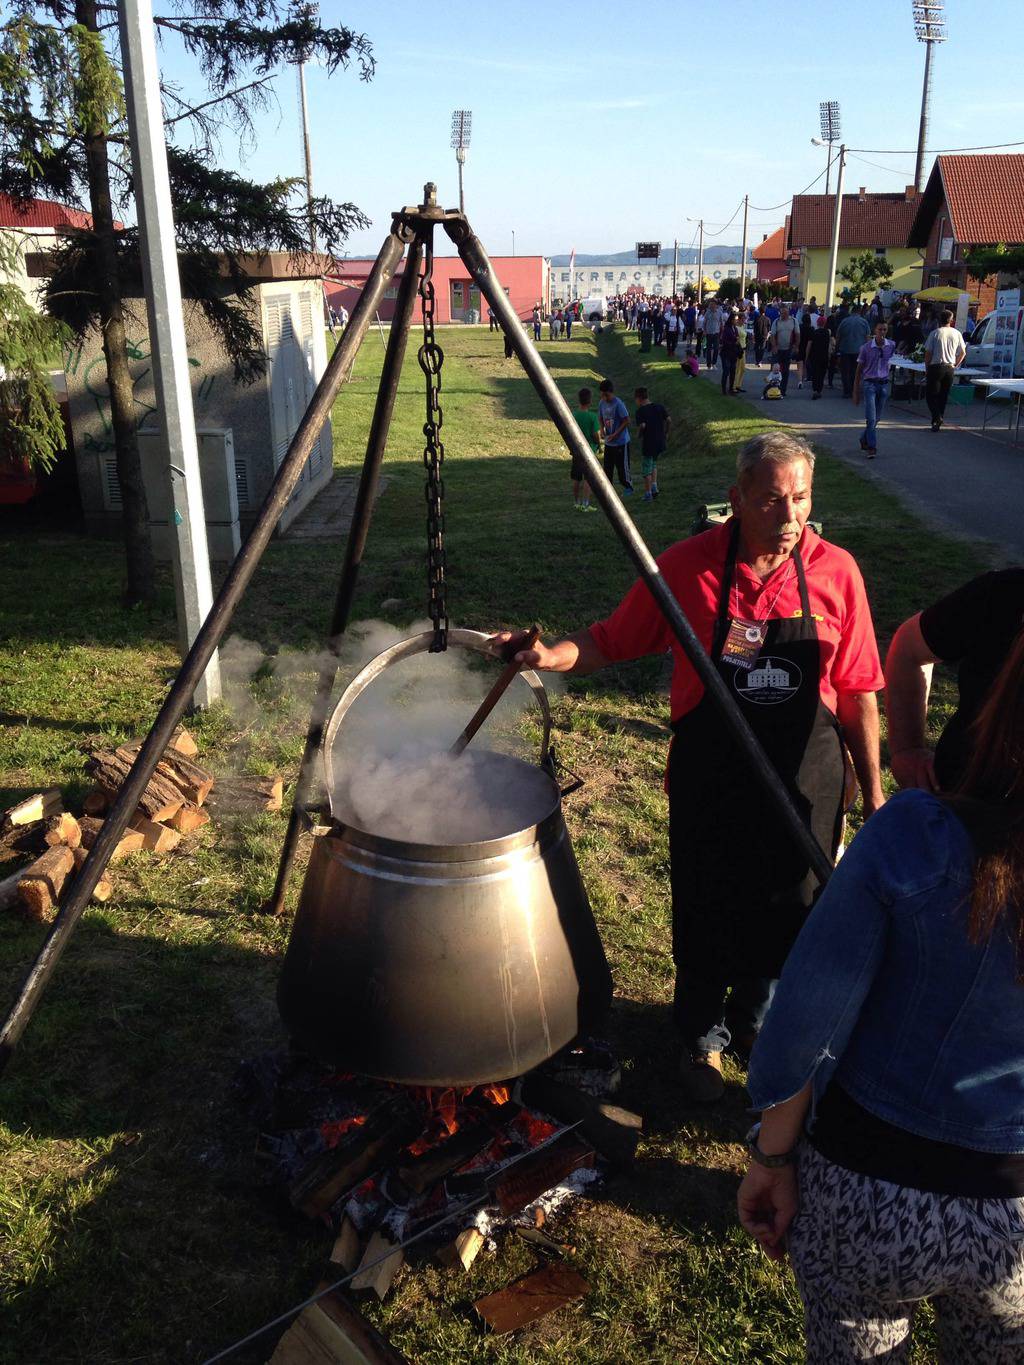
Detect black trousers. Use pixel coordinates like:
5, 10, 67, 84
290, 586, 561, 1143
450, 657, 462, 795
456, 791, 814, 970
926, 363, 955, 422
704, 333, 720, 367
602, 445, 632, 489
721, 353, 737, 393
666, 330, 679, 357
839, 353, 858, 397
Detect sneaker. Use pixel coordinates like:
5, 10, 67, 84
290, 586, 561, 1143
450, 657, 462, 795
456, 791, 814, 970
622, 486, 634, 496
680, 1049, 724, 1103
581, 502, 597, 511
651, 485, 660, 497
642, 491, 654, 502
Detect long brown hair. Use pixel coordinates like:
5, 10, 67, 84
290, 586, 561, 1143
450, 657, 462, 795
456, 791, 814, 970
949, 628, 1024, 968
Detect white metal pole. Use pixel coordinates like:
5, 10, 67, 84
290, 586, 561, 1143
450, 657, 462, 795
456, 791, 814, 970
672, 238, 678, 295
825, 144, 847, 310
697, 220, 704, 305
739, 195, 749, 302
118, 0, 221, 707
915, 39, 934, 192
825, 140, 832, 197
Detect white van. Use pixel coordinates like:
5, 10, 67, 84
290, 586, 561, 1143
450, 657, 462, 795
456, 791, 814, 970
965, 304, 1024, 375
581, 295, 607, 322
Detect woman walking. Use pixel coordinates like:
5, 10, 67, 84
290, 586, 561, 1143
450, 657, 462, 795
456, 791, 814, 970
738, 632, 1024, 1363
719, 310, 740, 395
796, 307, 814, 388
852, 322, 895, 458
806, 315, 832, 399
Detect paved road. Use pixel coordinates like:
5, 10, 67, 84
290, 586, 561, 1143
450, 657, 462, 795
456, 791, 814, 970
696, 357, 1024, 563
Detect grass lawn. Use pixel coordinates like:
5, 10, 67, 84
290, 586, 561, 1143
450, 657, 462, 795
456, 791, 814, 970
0, 323, 998, 1363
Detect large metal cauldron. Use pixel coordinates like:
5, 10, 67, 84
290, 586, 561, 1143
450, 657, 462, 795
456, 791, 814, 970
277, 629, 612, 1086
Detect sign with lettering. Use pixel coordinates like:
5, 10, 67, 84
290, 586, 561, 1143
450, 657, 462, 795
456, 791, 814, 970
636, 241, 661, 260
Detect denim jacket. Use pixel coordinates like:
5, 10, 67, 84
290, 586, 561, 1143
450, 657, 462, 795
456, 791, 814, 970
747, 789, 1024, 1153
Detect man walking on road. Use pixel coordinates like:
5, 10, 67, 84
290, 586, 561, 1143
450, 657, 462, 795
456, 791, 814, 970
770, 305, 799, 396
703, 300, 723, 369
923, 309, 967, 432
835, 304, 871, 399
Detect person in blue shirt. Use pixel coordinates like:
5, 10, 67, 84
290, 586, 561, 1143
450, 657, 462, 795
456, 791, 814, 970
597, 379, 632, 494
737, 629, 1024, 1362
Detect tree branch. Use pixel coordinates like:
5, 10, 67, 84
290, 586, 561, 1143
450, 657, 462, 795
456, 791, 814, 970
162, 74, 274, 127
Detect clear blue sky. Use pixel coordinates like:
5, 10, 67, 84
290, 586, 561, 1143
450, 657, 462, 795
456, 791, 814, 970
156, 0, 1022, 259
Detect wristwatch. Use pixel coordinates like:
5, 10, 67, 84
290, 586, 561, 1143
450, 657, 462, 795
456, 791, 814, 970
744, 1123, 796, 1168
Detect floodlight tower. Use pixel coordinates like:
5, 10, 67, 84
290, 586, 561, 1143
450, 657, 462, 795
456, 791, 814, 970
451, 109, 472, 214
913, 1, 946, 191
819, 100, 841, 195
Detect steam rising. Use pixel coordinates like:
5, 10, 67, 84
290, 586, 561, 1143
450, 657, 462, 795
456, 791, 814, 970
216, 620, 561, 846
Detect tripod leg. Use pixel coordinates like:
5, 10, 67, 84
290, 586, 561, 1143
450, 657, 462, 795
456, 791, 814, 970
448, 221, 832, 890
0, 226, 408, 1079
265, 235, 425, 916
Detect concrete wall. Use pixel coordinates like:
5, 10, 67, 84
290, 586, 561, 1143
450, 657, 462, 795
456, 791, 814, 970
66, 278, 332, 545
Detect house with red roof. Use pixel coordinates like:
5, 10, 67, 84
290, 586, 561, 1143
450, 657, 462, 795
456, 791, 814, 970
0, 192, 100, 307
787, 186, 923, 304
751, 222, 794, 284
907, 154, 1024, 316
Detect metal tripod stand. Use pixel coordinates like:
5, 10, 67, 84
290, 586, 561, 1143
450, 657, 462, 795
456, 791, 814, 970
0, 184, 833, 1077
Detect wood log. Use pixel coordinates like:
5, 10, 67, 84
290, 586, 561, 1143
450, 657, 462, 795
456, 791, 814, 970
206, 775, 282, 817
2, 788, 62, 830
289, 1095, 421, 1218
329, 1216, 362, 1272
491, 1132, 596, 1216
397, 1116, 500, 1194
350, 1232, 404, 1299
16, 845, 75, 920
436, 1227, 485, 1272
0, 864, 31, 912
270, 1287, 410, 1364
44, 812, 82, 849
86, 749, 183, 823
82, 789, 109, 817
121, 725, 199, 761
473, 1263, 589, 1335
131, 816, 181, 854
521, 1074, 643, 1167
72, 846, 113, 902
148, 751, 214, 807
78, 816, 146, 862
167, 803, 210, 834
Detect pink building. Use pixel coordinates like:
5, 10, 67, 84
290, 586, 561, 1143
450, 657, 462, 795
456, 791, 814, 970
325, 255, 549, 324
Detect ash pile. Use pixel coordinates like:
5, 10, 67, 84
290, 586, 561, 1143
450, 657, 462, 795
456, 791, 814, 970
238, 1040, 641, 1339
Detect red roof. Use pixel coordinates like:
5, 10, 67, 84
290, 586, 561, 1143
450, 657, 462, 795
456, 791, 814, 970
0, 193, 95, 231
752, 225, 787, 260
908, 154, 1024, 247
788, 191, 919, 250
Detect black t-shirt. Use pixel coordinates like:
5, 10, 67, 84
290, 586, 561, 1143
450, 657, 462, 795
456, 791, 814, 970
919, 568, 1024, 788
636, 403, 668, 455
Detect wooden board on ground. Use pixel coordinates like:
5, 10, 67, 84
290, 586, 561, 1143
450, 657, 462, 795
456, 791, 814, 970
270, 1287, 410, 1364
436, 1227, 485, 1272
131, 816, 181, 854
473, 1263, 590, 1335
329, 1217, 362, 1273
349, 1232, 404, 1299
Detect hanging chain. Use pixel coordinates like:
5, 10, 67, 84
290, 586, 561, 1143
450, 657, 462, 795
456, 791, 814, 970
417, 232, 449, 652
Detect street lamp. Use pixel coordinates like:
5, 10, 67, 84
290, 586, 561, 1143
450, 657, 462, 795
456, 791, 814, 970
813, 137, 848, 307
912, 1, 946, 191
450, 109, 472, 214
819, 100, 841, 195
511, 228, 516, 257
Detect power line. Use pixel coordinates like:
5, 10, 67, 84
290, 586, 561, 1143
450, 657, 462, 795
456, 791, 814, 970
748, 155, 834, 212
847, 151, 916, 178
701, 198, 744, 238
850, 138, 1024, 154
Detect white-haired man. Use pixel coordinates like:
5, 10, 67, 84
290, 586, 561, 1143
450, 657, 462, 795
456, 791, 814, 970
495, 433, 884, 1101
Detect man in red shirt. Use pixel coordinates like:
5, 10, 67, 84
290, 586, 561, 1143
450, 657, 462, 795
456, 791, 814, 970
496, 432, 885, 1101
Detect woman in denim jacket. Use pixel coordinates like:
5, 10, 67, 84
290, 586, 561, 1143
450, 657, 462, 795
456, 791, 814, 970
738, 631, 1024, 1363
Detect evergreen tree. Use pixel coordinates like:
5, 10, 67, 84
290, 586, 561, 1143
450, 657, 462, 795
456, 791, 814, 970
0, 231, 70, 469
0, 1, 372, 603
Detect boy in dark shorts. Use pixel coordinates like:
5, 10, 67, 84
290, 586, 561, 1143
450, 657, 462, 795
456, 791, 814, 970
570, 386, 600, 510
634, 387, 669, 501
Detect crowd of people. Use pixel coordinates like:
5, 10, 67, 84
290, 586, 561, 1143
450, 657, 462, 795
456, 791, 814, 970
490, 414, 1024, 1360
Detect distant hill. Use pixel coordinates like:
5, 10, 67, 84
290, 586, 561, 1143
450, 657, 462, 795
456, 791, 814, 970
548, 246, 750, 266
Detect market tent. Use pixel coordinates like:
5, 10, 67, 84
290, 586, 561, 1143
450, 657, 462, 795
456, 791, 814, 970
913, 286, 966, 302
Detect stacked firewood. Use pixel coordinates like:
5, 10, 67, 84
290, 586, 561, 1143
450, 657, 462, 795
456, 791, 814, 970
0, 727, 223, 923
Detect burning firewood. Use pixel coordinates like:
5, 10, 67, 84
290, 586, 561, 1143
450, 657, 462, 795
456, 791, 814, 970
492, 1131, 596, 1216
473, 1263, 590, 1335
289, 1094, 421, 1218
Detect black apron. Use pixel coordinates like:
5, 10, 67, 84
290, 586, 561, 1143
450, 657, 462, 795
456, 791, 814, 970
668, 522, 845, 980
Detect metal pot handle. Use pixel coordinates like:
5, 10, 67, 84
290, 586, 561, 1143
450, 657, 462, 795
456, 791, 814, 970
322, 629, 552, 806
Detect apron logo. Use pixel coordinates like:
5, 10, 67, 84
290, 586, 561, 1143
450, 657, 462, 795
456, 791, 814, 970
734, 656, 802, 705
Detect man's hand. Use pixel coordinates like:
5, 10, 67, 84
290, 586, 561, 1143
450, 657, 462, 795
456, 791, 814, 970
737, 1164, 798, 1262
890, 746, 938, 792
489, 629, 559, 670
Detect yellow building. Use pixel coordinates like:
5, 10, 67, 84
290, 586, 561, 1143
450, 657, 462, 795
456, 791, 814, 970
787, 186, 924, 304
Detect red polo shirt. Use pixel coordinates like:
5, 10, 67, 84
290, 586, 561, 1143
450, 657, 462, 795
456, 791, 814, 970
589, 520, 883, 722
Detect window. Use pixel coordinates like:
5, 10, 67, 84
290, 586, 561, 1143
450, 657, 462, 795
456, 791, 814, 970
874, 247, 887, 257
928, 271, 940, 286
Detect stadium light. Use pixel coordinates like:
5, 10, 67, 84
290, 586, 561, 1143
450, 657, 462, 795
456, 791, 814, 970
818, 100, 841, 194
912, 1, 946, 190
451, 109, 472, 213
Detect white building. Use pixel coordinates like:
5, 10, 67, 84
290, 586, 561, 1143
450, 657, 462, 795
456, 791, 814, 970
551, 259, 750, 300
